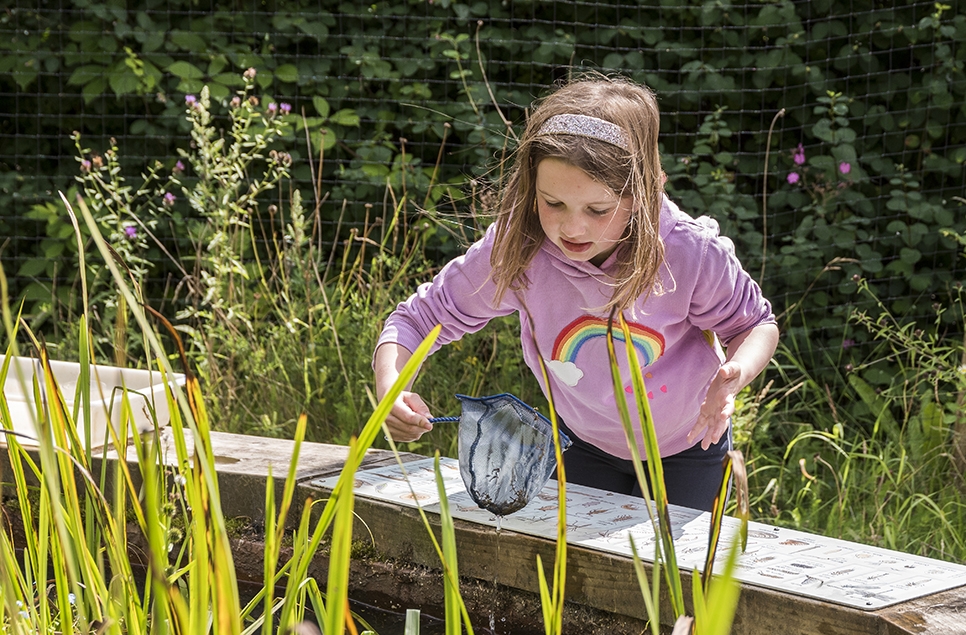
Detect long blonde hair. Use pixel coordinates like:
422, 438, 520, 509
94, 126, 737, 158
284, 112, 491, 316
489, 75, 666, 312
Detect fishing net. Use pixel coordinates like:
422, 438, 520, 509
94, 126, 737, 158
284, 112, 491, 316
432, 393, 572, 516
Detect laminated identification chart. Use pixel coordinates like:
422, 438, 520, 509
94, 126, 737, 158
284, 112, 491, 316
310, 457, 966, 610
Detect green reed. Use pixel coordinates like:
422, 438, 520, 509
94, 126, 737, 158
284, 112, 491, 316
601, 311, 749, 634
0, 182, 441, 634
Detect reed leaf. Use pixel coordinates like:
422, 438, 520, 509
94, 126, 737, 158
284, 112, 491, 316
605, 311, 686, 617
700, 453, 734, 595
277, 324, 441, 630
628, 536, 661, 635
694, 452, 748, 634
323, 436, 357, 635
434, 454, 464, 635
517, 301, 568, 635
693, 529, 744, 635
380, 445, 475, 634
74, 191, 245, 633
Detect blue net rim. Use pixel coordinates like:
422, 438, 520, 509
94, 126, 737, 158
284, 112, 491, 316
453, 393, 573, 449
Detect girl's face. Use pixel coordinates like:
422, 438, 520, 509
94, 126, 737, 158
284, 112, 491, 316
535, 158, 633, 267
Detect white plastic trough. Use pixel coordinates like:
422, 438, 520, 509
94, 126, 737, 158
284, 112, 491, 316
0, 355, 186, 450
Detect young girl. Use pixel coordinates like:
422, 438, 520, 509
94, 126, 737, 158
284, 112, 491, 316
373, 76, 779, 512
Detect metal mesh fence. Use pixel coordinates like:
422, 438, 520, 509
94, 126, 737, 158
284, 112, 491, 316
2, 1, 964, 369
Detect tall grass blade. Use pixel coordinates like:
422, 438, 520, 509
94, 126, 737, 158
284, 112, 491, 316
434, 454, 464, 635
519, 301, 568, 635
323, 436, 357, 635
606, 312, 685, 617
694, 530, 744, 635
694, 451, 748, 635
405, 608, 421, 635
380, 444, 475, 634
628, 536, 661, 635
278, 325, 441, 631
700, 452, 735, 595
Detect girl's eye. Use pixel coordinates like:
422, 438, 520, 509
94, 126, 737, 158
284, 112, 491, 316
544, 200, 563, 208
588, 208, 609, 217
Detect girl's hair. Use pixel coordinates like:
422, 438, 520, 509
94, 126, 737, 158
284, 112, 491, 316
489, 74, 666, 313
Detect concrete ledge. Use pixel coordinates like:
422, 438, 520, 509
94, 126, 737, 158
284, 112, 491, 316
106, 429, 411, 524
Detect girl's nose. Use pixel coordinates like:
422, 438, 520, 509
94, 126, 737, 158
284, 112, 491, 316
559, 210, 584, 238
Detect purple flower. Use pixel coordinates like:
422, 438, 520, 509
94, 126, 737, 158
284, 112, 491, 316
80, 159, 92, 174
842, 338, 855, 349
787, 172, 800, 185
839, 162, 851, 174
173, 160, 185, 174
185, 95, 196, 105
793, 143, 806, 166
163, 192, 176, 207
267, 102, 278, 114
125, 225, 138, 240
280, 102, 292, 115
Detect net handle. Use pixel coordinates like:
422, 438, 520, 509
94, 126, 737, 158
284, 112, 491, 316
428, 416, 460, 423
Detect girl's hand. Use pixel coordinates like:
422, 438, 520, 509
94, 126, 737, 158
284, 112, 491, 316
374, 343, 434, 442
384, 391, 434, 442
687, 323, 780, 451
687, 361, 742, 450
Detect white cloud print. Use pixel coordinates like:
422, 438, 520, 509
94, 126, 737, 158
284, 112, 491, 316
546, 359, 583, 387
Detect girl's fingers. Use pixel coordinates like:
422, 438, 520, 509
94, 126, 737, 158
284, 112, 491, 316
700, 417, 729, 450
385, 392, 434, 442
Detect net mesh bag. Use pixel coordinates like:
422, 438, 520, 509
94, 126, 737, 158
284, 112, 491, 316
438, 393, 572, 516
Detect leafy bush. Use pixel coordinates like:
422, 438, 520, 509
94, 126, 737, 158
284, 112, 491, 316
738, 243, 966, 561
4, 2, 963, 341
2, 0, 965, 509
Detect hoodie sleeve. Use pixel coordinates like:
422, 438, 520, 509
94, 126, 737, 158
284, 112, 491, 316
684, 217, 776, 345
376, 226, 516, 356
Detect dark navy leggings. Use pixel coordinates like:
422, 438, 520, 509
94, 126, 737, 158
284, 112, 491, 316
555, 422, 732, 512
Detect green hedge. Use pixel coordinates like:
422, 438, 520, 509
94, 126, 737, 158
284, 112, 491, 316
1, 0, 964, 387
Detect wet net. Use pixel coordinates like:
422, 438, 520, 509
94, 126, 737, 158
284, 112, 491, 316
432, 393, 571, 516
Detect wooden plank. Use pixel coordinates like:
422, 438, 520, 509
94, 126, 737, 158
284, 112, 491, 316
315, 487, 899, 635
878, 588, 966, 634
96, 429, 409, 524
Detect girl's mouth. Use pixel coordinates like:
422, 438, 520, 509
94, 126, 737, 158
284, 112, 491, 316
561, 238, 591, 254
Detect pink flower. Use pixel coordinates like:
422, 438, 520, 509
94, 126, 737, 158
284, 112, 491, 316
787, 172, 800, 185
793, 143, 806, 166
267, 102, 278, 113
280, 102, 292, 115
839, 162, 851, 174
125, 225, 138, 240
173, 160, 185, 174
163, 192, 176, 207
185, 95, 196, 105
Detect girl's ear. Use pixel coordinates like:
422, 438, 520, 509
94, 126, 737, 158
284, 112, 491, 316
661, 171, 668, 186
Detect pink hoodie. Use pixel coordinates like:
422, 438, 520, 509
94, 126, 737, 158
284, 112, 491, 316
377, 196, 776, 459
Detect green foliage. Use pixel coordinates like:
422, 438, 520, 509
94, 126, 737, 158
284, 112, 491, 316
3, 0, 966, 589
0, 240, 441, 635
741, 254, 966, 563
5, 1, 964, 399
23, 79, 522, 458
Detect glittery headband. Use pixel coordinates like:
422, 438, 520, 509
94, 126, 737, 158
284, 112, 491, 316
536, 113, 630, 150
